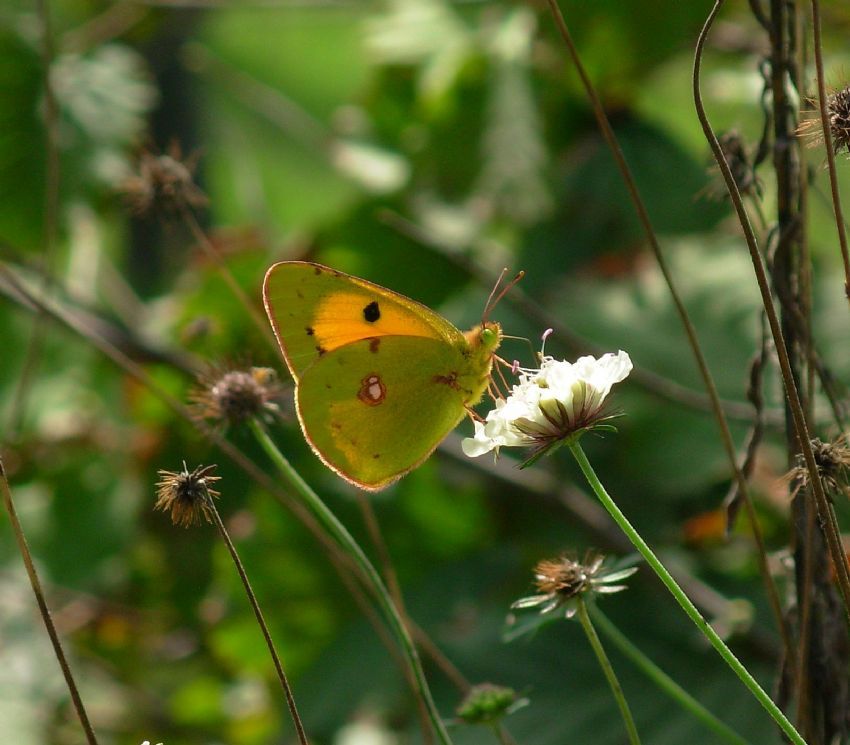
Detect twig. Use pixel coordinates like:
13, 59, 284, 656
809, 0, 850, 299
0, 458, 99, 744
180, 205, 280, 354
206, 494, 310, 744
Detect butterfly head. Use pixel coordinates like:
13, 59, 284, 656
464, 321, 502, 361
478, 321, 502, 354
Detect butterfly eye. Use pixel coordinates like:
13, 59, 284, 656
480, 325, 499, 348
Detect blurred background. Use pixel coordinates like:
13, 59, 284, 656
2, 0, 850, 743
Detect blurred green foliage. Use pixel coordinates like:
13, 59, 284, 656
2, 1, 850, 744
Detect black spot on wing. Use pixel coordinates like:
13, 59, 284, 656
363, 301, 381, 323
316, 345, 327, 356
305, 326, 315, 336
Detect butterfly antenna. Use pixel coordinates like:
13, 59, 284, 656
492, 356, 513, 397
482, 269, 525, 324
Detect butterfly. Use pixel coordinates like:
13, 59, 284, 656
263, 261, 502, 490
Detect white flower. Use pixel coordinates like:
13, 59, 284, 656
463, 350, 632, 461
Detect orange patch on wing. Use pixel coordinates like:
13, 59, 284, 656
311, 292, 438, 352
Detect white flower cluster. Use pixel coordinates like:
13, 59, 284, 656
463, 350, 633, 458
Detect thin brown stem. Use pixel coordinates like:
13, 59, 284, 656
694, 0, 850, 623
545, 0, 792, 667
206, 497, 310, 745
62, 0, 148, 52
810, 0, 850, 299
795, 483, 816, 738
180, 205, 279, 353
0, 459, 99, 745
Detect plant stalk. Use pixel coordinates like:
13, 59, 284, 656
249, 419, 453, 745
576, 598, 641, 745
568, 441, 807, 745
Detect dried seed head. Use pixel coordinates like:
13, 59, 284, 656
190, 365, 282, 427
788, 436, 850, 497
511, 551, 637, 619
121, 142, 207, 216
826, 86, 850, 155
534, 553, 602, 598
456, 683, 526, 725
155, 463, 220, 527
799, 85, 850, 156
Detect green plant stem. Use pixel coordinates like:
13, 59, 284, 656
249, 419, 452, 745
568, 441, 807, 745
589, 604, 751, 745
576, 598, 641, 745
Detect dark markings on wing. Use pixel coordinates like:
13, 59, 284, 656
363, 301, 381, 323
306, 326, 315, 336
369, 337, 380, 353
316, 345, 327, 356
433, 372, 460, 389
357, 374, 386, 406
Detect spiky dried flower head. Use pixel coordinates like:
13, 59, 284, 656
825, 86, 850, 154
121, 142, 207, 216
511, 551, 637, 619
155, 462, 220, 528
456, 683, 528, 725
787, 436, 850, 498
190, 365, 282, 428
799, 85, 850, 156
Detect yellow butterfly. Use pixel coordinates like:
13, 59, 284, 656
263, 261, 502, 490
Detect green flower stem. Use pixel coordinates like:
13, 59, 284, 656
589, 604, 751, 745
576, 598, 642, 745
568, 441, 806, 745
250, 420, 453, 745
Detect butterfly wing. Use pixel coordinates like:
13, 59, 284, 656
263, 261, 464, 379
296, 335, 473, 490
